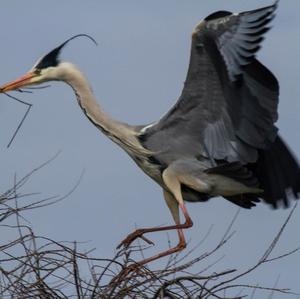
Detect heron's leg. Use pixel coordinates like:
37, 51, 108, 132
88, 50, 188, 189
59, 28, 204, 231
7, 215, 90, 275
118, 172, 194, 267
117, 168, 193, 250
132, 170, 194, 265
117, 190, 192, 249
164, 189, 188, 247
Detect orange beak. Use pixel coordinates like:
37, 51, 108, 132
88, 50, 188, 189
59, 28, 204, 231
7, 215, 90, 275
0, 72, 37, 93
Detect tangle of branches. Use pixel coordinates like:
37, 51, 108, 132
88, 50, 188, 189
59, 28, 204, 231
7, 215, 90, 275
0, 160, 299, 299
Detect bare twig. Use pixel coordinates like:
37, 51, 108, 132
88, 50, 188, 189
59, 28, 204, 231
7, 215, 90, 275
0, 161, 299, 298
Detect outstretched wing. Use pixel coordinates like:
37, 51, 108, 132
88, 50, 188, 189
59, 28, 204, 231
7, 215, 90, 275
139, 1, 279, 165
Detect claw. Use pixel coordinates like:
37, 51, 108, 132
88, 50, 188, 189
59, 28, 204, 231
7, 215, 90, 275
140, 235, 155, 246
117, 229, 155, 249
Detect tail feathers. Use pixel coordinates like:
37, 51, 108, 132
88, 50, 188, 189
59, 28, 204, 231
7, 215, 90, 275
253, 136, 300, 208
225, 194, 260, 209
205, 161, 259, 188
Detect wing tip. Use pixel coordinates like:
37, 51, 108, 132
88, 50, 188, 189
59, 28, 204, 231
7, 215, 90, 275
204, 10, 232, 22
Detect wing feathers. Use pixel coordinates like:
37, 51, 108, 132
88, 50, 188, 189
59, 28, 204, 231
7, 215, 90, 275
247, 136, 300, 208
199, 1, 278, 81
140, 1, 300, 208
142, 2, 281, 166
204, 161, 260, 188
143, 2, 279, 163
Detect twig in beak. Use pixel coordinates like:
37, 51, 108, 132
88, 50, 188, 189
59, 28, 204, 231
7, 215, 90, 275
3, 92, 32, 148
23, 85, 51, 90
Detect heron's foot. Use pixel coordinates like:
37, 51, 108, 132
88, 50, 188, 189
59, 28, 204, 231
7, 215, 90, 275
117, 229, 154, 249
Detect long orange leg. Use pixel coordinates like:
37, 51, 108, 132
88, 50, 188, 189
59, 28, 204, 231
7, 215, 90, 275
117, 167, 195, 266
117, 188, 193, 267
117, 198, 192, 249
133, 203, 193, 266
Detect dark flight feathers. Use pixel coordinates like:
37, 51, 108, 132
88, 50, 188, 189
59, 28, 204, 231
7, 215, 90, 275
140, 1, 300, 208
205, 1, 278, 81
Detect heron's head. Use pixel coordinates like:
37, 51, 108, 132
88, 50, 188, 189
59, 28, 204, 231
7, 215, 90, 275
0, 34, 97, 93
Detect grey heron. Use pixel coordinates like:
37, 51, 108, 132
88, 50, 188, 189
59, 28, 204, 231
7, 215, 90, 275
1, 1, 299, 266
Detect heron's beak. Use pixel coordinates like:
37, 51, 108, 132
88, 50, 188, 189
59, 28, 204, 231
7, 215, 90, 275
0, 72, 38, 93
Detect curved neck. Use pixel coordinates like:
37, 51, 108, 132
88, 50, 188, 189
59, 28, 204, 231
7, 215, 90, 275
60, 63, 148, 155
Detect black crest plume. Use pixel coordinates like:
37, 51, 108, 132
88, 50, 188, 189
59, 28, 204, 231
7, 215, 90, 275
35, 34, 97, 70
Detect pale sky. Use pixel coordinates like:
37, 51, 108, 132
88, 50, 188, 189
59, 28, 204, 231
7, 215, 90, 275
0, 1, 299, 297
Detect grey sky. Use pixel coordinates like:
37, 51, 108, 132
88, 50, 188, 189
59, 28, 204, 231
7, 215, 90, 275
0, 1, 299, 296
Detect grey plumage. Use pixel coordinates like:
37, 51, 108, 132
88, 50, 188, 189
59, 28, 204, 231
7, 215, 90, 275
139, 0, 298, 208
1, 0, 299, 265
141, 2, 278, 162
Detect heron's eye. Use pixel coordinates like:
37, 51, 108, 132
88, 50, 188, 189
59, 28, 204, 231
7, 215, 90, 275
34, 69, 41, 75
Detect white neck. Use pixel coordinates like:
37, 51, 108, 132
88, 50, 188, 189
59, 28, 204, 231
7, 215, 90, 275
54, 62, 150, 156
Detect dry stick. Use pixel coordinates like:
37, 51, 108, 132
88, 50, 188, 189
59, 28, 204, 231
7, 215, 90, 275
90, 250, 127, 296
22, 85, 51, 90
13, 177, 39, 291
159, 231, 235, 279
2, 153, 84, 223
249, 284, 258, 299
131, 239, 167, 295
119, 264, 165, 297
3, 92, 32, 148
267, 275, 281, 299
214, 284, 295, 296
208, 203, 298, 297
1, 161, 299, 298
161, 209, 239, 277
154, 205, 292, 299
153, 270, 236, 298
171, 224, 214, 268
0, 159, 87, 297
0, 249, 36, 295
112, 252, 162, 297
2, 151, 62, 202
72, 242, 83, 299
